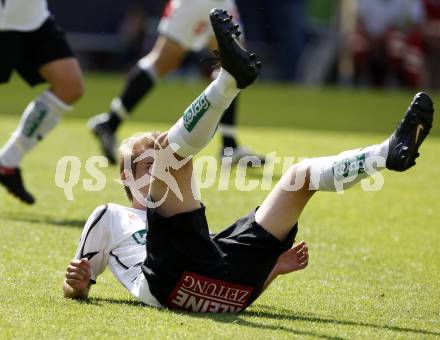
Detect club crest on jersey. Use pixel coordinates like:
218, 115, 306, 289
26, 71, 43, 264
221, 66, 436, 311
128, 213, 139, 220
183, 94, 211, 132
132, 229, 147, 245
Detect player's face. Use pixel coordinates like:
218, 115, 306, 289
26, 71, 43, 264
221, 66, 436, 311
134, 155, 154, 199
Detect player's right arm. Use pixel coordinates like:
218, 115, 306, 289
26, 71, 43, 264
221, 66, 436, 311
63, 204, 111, 300
63, 258, 92, 299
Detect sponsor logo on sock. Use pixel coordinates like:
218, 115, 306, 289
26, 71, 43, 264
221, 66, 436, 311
333, 154, 366, 180
183, 94, 211, 132
23, 102, 48, 138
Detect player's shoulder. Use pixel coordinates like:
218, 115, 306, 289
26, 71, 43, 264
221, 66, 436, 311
106, 202, 135, 214
86, 203, 145, 225
105, 203, 146, 220
89, 203, 123, 217
90, 202, 128, 212
85, 204, 111, 226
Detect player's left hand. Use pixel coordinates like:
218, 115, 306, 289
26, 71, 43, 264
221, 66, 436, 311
273, 241, 309, 276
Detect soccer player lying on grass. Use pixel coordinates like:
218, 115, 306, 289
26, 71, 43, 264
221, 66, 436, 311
63, 130, 310, 308
63, 9, 434, 313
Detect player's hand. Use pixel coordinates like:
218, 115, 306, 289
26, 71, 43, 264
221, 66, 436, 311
65, 258, 91, 291
273, 241, 309, 276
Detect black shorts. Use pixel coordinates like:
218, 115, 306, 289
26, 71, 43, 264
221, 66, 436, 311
142, 206, 298, 312
0, 17, 74, 86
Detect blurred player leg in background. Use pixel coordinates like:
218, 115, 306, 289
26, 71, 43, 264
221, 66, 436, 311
88, 0, 264, 165
207, 38, 265, 164
0, 16, 84, 204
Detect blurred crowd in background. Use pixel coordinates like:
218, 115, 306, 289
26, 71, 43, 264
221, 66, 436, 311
48, 0, 440, 89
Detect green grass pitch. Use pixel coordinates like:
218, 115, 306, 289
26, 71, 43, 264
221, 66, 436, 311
0, 74, 439, 339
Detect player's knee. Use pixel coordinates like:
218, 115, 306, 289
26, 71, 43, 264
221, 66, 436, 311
66, 78, 84, 103
52, 76, 84, 104
287, 161, 312, 190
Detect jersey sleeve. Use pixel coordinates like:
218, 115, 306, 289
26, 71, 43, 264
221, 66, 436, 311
74, 204, 112, 284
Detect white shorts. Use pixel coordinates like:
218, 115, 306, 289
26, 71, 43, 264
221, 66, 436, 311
158, 0, 239, 52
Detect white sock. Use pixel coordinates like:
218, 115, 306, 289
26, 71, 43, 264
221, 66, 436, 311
219, 124, 237, 138
307, 140, 389, 192
137, 57, 159, 82
110, 97, 128, 120
0, 90, 72, 167
168, 69, 240, 157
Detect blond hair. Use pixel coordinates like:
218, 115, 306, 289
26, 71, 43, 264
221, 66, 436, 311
118, 131, 161, 201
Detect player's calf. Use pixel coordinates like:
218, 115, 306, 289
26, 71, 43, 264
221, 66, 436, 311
40, 58, 84, 104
